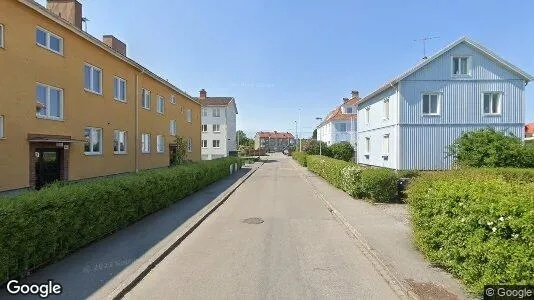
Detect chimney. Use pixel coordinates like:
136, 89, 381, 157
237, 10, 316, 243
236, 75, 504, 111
103, 35, 127, 56
343, 97, 349, 102
351, 90, 359, 99
199, 89, 207, 99
47, 0, 83, 30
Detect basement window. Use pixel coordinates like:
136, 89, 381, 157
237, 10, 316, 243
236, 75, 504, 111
36, 27, 63, 55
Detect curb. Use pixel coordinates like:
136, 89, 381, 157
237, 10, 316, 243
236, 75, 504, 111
289, 159, 417, 300
108, 162, 263, 299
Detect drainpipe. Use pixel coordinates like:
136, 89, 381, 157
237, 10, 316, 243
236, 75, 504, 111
135, 70, 145, 173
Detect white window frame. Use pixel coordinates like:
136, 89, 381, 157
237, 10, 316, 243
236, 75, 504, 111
213, 139, 221, 148
483, 92, 502, 116
0, 24, 4, 49
422, 93, 441, 116
212, 108, 221, 117
36, 82, 64, 121
113, 76, 127, 102
186, 109, 192, 123
451, 56, 471, 77
383, 98, 390, 120
0, 115, 4, 139
201, 124, 208, 132
170, 120, 177, 136
187, 137, 193, 153
201, 140, 208, 148
84, 127, 103, 155
141, 133, 151, 153
365, 107, 370, 125
213, 124, 221, 133
337, 123, 347, 132
156, 135, 165, 153
170, 95, 176, 104
157, 95, 165, 114
365, 137, 370, 156
382, 134, 390, 157
202, 109, 208, 117
113, 130, 127, 154
36, 27, 63, 55
84, 63, 103, 95
141, 89, 151, 110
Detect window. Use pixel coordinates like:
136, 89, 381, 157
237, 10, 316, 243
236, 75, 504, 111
156, 135, 165, 153
113, 77, 127, 102
0, 115, 4, 138
212, 108, 221, 117
141, 89, 151, 109
483, 93, 501, 115
36, 83, 63, 120
201, 140, 208, 148
0, 24, 4, 49
84, 64, 102, 94
365, 137, 370, 155
187, 137, 193, 152
201, 124, 208, 132
186, 109, 192, 123
113, 130, 127, 154
213, 124, 221, 132
345, 107, 353, 114
84, 127, 102, 155
170, 95, 176, 104
141, 134, 150, 153
157, 96, 165, 114
170, 120, 177, 136
213, 140, 220, 148
365, 107, 370, 124
382, 134, 390, 155
36, 27, 63, 54
336, 123, 347, 132
203, 109, 208, 117
383, 98, 390, 120
452, 56, 470, 76
422, 93, 440, 115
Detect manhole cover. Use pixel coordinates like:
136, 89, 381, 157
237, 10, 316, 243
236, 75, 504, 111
242, 217, 264, 224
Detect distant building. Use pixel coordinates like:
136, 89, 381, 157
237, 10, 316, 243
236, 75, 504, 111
254, 131, 295, 152
526, 123, 534, 140
317, 91, 359, 148
196, 89, 238, 160
357, 37, 533, 170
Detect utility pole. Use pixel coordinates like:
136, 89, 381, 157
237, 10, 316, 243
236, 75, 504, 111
413, 36, 440, 59
298, 108, 302, 151
315, 117, 323, 156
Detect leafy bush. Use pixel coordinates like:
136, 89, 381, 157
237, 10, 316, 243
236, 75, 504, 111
302, 140, 331, 156
407, 170, 534, 293
447, 128, 534, 168
306, 155, 352, 189
0, 157, 240, 284
328, 142, 355, 162
292, 151, 308, 167
340, 165, 365, 198
359, 168, 400, 203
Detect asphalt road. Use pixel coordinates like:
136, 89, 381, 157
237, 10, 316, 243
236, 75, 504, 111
125, 154, 402, 300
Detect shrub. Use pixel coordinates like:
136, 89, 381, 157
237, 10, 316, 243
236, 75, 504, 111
0, 157, 240, 284
302, 140, 332, 157
407, 170, 534, 293
328, 142, 355, 162
292, 151, 308, 167
306, 155, 352, 189
447, 128, 533, 168
359, 168, 400, 203
340, 165, 365, 198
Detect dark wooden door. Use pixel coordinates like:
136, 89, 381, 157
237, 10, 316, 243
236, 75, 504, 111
35, 149, 61, 189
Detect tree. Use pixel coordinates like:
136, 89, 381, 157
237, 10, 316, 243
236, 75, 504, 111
447, 128, 534, 168
329, 142, 355, 162
312, 129, 317, 140
302, 140, 331, 156
171, 136, 189, 166
237, 130, 253, 147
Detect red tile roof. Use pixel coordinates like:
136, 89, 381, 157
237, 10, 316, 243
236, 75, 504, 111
318, 99, 358, 128
256, 131, 295, 139
525, 123, 534, 135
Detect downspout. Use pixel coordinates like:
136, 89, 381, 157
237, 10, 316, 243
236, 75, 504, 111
396, 82, 401, 170
135, 69, 145, 173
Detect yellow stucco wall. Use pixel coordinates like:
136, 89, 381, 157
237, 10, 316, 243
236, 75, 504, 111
0, 1, 201, 191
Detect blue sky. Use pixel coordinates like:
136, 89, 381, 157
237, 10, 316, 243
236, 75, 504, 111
38, 0, 534, 138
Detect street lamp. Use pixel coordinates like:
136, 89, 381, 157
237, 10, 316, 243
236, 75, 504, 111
315, 117, 323, 156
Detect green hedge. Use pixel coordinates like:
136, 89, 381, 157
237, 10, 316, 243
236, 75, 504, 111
0, 157, 241, 284
306, 155, 353, 189
407, 169, 534, 293
292, 151, 308, 167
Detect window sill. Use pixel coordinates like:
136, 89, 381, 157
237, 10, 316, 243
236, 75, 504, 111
84, 152, 102, 156
36, 43, 64, 56
214, 131, 221, 134
156, 151, 165, 154
141, 107, 151, 111
422, 114, 441, 117
84, 89, 103, 96
0, 137, 6, 140
36, 115, 64, 122
141, 151, 151, 154
114, 98, 127, 103
483, 113, 501, 117
114, 152, 128, 155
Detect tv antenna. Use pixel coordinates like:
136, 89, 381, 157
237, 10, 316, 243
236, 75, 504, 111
413, 36, 440, 59
82, 17, 90, 32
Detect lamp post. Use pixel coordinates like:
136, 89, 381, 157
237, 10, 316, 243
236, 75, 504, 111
315, 117, 323, 156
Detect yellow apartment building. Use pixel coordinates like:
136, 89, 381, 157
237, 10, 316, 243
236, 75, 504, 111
0, 0, 201, 192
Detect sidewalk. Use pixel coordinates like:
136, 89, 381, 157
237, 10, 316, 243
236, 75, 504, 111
1, 164, 259, 300
292, 162, 472, 300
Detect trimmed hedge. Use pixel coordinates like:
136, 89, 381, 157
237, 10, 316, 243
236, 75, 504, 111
0, 157, 241, 284
306, 155, 353, 189
407, 169, 534, 293
292, 151, 308, 167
